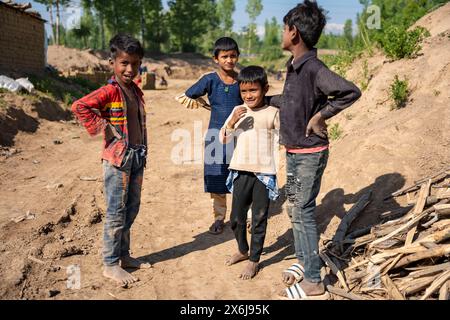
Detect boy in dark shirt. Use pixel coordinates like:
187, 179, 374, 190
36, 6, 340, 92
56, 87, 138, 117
270, 1, 361, 299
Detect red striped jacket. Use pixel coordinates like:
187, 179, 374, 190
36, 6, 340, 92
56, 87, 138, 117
71, 76, 147, 167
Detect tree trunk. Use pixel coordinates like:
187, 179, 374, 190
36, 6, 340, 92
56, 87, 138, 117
55, 0, 60, 45
112, 2, 119, 34
99, 12, 105, 49
48, 2, 56, 44
139, 0, 146, 50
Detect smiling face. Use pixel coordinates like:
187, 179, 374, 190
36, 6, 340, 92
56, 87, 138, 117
214, 50, 239, 72
110, 50, 141, 86
239, 81, 269, 109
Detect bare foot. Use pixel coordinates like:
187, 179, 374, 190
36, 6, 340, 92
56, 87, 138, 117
282, 271, 297, 286
240, 261, 258, 280
120, 256, 152, 269
103, 265, 139, 286
226, 251, 249, 266
279, 279, 325, 298
282, 263, 304, 286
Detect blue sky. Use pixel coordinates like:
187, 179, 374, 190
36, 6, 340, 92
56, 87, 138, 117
26, 0, 364, 37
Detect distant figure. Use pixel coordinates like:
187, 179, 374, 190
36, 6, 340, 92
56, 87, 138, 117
71, 34, 151, 287
164, 65, 172, 76
276, 70, 283, 81
139, 65, 148, 75
159, 76, 168, 87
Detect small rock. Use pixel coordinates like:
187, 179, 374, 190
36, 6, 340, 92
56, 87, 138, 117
32, 160, 40, 164
11, 210, 36, 223
48, 289, 60, 298
53, 139, 63, 145
38, 223, 55, 235
86, 207, 102, 225
46, 183, 63, 190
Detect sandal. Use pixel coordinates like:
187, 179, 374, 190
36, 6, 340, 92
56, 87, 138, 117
280, 283, 331, 300
208, 220, 225, 235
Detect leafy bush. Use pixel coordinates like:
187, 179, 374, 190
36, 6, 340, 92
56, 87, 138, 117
29, 74, 99, 104
261, 46, 283, 62
390, 75, 409, 110
321, 50, 360, 77
382, 26, 430, 60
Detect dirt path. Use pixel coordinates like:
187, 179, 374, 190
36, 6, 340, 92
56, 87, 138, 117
0, 79, 294, 300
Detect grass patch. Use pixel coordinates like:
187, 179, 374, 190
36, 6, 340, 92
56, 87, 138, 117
359, 60, 370, 91
321, 50, 360, 77
329, 123, 343, 141
28, 73, 100, 106
0, 96, 7, 109
390, 75, 409, 110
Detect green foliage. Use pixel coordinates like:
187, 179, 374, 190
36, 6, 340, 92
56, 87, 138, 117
357, 0, 445, 57
329, 123, 343, 141
245, 0, 263, 55
382, 26, 430, 59
321, 50, 360, 77
0, 95, 7, 109
217, 0, 235, 36
390, 75, 409, 110
343, 19, 354, 47
261, 17, 283, 61
359, 59, 370, 91
28, 74, 99, 104
168, 0, 218, 52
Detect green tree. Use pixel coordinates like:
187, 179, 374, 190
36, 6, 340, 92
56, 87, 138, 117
261, 17, 283, 61
245, 0, 263, 55
343, 19, 353, 47
168, 0, 217, 52
217, 0, 235, 36
71, 22, 91, 48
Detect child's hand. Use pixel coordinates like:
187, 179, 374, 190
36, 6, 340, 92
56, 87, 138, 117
306, 112, 328, 139
227, 106, 247, 129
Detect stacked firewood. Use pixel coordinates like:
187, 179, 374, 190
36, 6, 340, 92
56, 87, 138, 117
321, 168, 450, 300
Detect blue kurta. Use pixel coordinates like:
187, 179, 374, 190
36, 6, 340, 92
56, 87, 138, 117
186, 72, 243, 194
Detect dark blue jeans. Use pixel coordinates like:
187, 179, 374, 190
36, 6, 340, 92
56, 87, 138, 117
286, 150, 328, 283
102, 146, 145, 266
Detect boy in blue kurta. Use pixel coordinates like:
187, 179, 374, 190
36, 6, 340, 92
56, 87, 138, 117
179, 37, 243, 234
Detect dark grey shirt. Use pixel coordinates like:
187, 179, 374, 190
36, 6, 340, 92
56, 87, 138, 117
270, 49, 361, 148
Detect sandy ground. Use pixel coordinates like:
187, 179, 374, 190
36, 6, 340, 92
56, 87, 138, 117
0, 79, 303, 300
1, 4, 449, 300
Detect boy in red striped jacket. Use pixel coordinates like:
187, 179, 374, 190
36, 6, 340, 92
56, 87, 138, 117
72, 34, 151, 286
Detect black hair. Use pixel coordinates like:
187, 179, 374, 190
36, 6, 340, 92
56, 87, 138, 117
238, 66, 268, 88
213, 37, 240, 58
283, 0, 327, 49
109, 34, 144, 59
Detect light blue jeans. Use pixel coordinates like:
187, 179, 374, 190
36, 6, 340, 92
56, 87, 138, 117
286, 150, 328, 283
102, 146, 145, 266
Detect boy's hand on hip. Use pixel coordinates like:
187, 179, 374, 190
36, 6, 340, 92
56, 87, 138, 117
228, 106, 247, 129
306, 112, 328, 139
